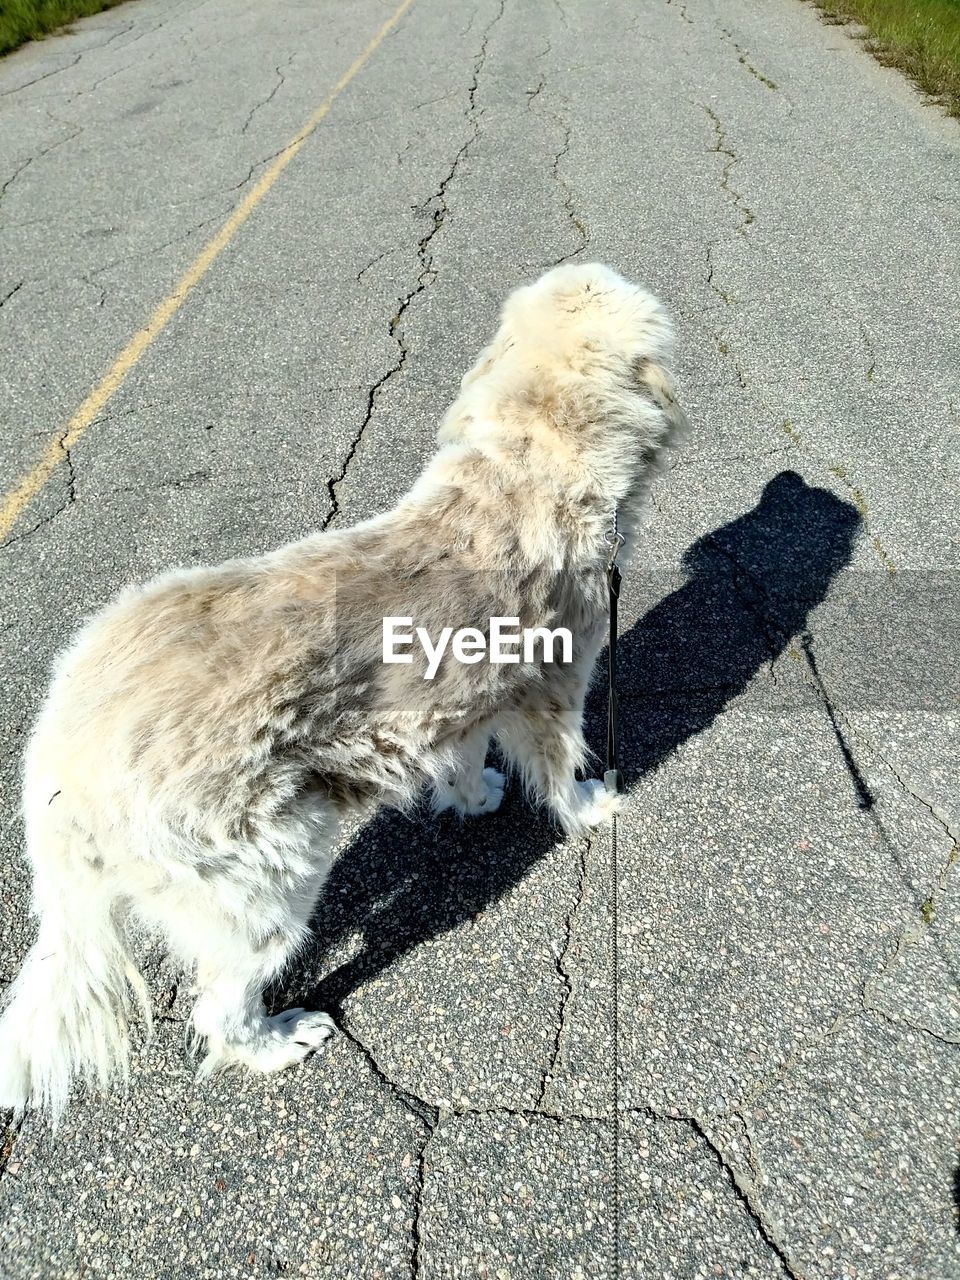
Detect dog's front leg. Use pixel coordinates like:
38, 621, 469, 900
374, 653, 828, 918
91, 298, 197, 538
496, 701, 620, 837
431, 723, 506, 817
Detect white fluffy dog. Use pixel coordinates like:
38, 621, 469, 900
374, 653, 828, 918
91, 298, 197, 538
0, 263, 686, 1120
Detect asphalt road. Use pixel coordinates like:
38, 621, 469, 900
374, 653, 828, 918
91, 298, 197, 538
1, 0, 959, 1276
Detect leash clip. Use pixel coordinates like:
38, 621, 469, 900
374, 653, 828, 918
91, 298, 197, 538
604, 527, 625, 571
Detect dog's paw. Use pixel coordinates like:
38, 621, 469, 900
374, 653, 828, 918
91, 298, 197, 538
566, 778, 621, 833
474, 767, 507, 814
434, 767, 506, 817
269, 1008, 337, 1050
199, 1009, 337, 1078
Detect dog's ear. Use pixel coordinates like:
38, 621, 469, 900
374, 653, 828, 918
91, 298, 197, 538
460, 330, 514, 391
439, 331, 516, 444
459, 343, 497, 391
634, 357, 689, 445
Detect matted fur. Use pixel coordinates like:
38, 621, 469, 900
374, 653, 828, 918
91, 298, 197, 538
0, 263, 688, 1121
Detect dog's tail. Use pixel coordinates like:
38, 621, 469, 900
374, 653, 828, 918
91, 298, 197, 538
0, 822, 150, 1124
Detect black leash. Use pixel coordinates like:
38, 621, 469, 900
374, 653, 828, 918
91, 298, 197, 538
604, 515, 625, 796
602, 511, 625, 1278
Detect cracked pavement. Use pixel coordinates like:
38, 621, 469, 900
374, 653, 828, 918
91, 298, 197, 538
1, 0, 959, 1276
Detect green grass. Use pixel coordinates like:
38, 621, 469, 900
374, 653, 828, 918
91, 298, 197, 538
0, 0, 128, 58
813, 0, 960, 115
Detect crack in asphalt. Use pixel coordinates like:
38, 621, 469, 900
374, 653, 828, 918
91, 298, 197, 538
703, 245, 749, 389
704, 243, 734, 307
779, 421, 897, 576
97, 12, 179, 71
411, 87, 463, 112
0, 0, 206, 103
321, 355, 405, 532
867, 985, 960, 1046
313, 14, 515, 1257
632, 1013, 855, 1270
334, 1019, 439, 1278
615, 1100, 808, 1276
0, 281, 24, 308
323, 831, 852, 1279
86, 209, 231, 279
0, 1120, 22, 1187
525, 81, 589, 269
859, 319, 877, 383
309, 494, 957, 1223
322, 0, 507, 531
0, 132, 306, 237
61, 38, 155, 103
0, 156, 34, 209
4, 11, 952, 1276
547, 121, 589, 267
674, 442, 796, 468
339, 1012, 623, 1275
4, 402, 195, 539
63, 437, 77, 513
37, 126, 308, 237
548, 0, 569, 29
0, 52, 84, 99
876, 760, 960, 863
0, 13, 143, 101
695, 530, 957, 1003
355, 248, 393, 285
704, 105, 755, 237
535, 839, 590, 1111
112, 468, 213, 498
720, 27, 778, 92
684, 1112, 803, 1279
721, 1011, 851, 1128
0, 119, 88, 218
659, 993, 958, 1273
700, 103, 754, 389
410, 1117, 440, 1277
1, 428, 77, 551
822, 463, 897, 576
735, 1108, 772, 1192
241, 55, 296, 136
665, 0, 694, 26
458, 6, 480, 40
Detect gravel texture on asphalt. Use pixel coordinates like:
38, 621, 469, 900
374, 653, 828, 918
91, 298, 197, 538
1, 0, 958, 1276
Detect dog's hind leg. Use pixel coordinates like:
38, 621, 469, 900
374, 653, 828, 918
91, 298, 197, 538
190, 925, 335, 1076
140, 808, 338, 1077
430, 723, 505, 817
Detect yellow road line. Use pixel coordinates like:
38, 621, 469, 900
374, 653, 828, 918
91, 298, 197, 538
0, 0, 416, 542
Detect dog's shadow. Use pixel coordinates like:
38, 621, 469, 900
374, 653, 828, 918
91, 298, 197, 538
278, 470, 860, 1015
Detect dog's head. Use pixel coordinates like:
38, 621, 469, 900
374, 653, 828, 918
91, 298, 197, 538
439, 263, 688, 484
